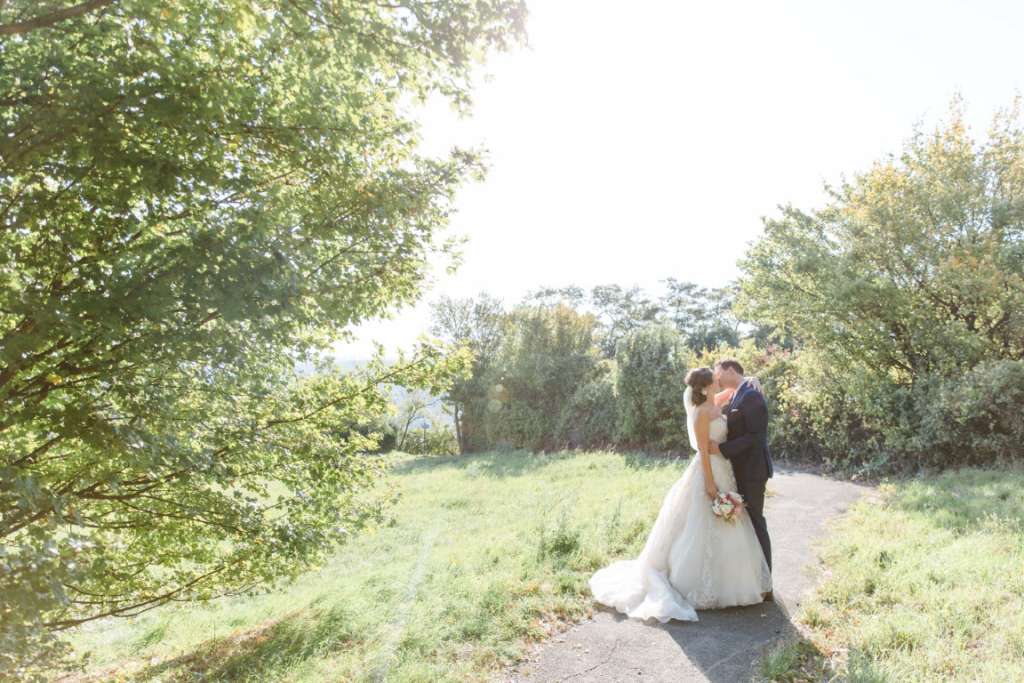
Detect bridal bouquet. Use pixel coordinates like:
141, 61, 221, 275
712, 491, 744, 523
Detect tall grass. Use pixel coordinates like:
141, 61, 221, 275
61, 450, 688, 682
760, 467, 1024, 682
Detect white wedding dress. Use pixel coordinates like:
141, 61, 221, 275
589, 388, 772, 622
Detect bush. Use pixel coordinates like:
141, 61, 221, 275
402, 425, 460, 456
733, 103, 1024, 474
767, 349, 895, 470
483, 304, 603, 451
741, 353, 1024, 473
615, 325, 694, 450
896, 360, 1024, 468
554, 361, 620, 449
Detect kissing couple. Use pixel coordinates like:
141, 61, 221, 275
590, 359, 774, 622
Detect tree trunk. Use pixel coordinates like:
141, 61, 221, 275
453, 402, 466, 455
397, 413, 416, 451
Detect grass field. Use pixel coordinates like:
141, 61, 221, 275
760, 467, 1024, 682
61, 450, 688, 682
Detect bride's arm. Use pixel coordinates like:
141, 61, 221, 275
713, 388, 734, 408
695, 409, 719, 500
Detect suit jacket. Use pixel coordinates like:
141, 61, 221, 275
719, 379, 773, 482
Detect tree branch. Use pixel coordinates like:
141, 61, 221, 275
47, 561, 230, 630
0, 0, 117, 35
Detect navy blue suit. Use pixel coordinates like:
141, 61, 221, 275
719, 379, 773, 570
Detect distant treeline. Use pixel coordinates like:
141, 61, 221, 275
427, 105, 1024, 473
427, 282, 761, 455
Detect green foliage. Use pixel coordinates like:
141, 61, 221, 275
615, 324, 694, 450
757, 638, 826, 683
662, 278, 741, 352
759, 347, 893, 469
895, 360, 1024, 468
429, 293, 507, 453
535, 507, 582, 563
0, 0, 520, 675
486, 304, 602, 451
426, 282, 764, 455
588, 284, 662, 357
526, 281, 750, 358
740, 101, 1024, 380
738, 100, 1024, 472
554, 361, 620, 450
400, 425, 460, 457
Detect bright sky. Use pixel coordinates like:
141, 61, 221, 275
335, 0, 1024, 359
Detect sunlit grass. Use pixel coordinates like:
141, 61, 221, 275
61, 450, 688, 682
760, 467, 1024, 682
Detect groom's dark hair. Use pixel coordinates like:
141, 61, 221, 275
715, 358, 744, 375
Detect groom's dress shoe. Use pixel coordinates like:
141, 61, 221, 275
762, 591, 774, 602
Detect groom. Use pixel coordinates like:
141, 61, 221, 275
710, 359, 774, 592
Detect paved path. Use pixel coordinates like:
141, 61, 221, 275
503, 469, 870, 683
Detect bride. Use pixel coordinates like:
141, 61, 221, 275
589, 367, 772, 622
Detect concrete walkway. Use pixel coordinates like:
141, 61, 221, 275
503, 469, 870, 683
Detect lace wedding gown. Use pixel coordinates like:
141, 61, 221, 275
589, 389, 772, 622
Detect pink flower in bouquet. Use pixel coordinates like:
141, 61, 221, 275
711, 491, 745, 523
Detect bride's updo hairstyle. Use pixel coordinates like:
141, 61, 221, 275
685, 367, 714, 406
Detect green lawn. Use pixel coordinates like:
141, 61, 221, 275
61, 450, 686, 682
761, 467, 1024, 682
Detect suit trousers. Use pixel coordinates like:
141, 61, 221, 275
736, 476, 771, 572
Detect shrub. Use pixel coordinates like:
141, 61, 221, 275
734, 102, 1024, 473
896, 360, 1024, 468
554, 361, 620, 449
401, 425, 460, 456
739, 353, 1024, 473
615, 325, 694, 450
484, 304, 603, 451
768, 349, 895, 470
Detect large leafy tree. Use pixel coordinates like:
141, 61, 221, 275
0, 0, 521, 675
739, 101, 1024, 382
0, 1, 118, 35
